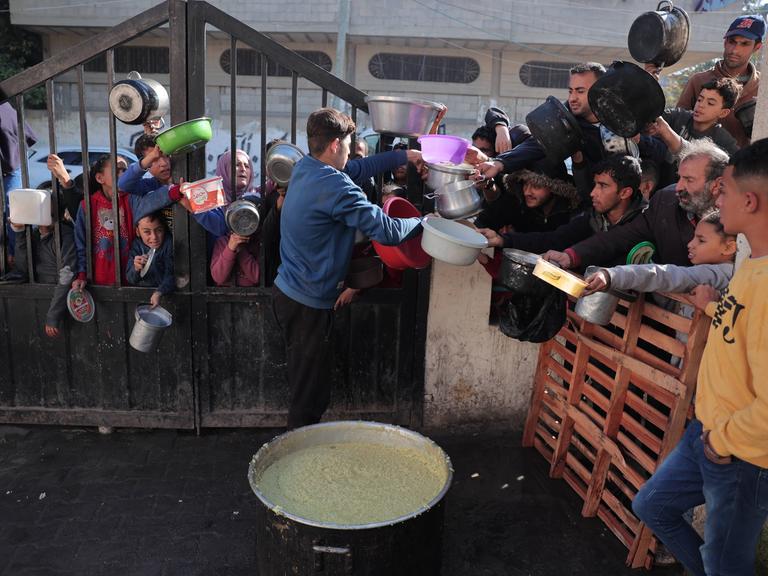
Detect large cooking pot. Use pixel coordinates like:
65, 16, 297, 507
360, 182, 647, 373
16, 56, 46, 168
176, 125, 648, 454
500, 249, 545, 294
109, 71, 169, 126
735, 98, 757, 139
525, 96, 584, 163
588, 61, 666, 138
628, 1, 690, 67
248, 421, 452, 576
427, 180, 483, 220
425, 161, 474, 192
372, 196, 431, 270
366, 96, 445, 138
266, 142, 304, 187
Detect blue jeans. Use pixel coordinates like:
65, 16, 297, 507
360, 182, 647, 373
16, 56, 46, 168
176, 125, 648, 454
3, 169, 22, 257
632, 419, 768, 576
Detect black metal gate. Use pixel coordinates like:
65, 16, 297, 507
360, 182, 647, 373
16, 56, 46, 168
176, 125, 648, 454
0, 1, 429, 430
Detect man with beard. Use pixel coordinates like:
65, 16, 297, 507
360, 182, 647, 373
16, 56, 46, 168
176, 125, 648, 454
676, 15, 764, 147
543, 140, 729, 270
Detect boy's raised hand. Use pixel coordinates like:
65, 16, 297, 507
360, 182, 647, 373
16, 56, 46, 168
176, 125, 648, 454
47, 154, 72, 187
140, 146, 163, 170
134, 254, 149, 271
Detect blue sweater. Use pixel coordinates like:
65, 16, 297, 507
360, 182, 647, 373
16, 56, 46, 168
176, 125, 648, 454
191, 150, 410, 238
275, 154, 422, 309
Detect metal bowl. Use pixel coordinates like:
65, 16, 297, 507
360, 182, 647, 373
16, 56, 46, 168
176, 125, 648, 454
366, 96, 444, 137
433, 180, 483, 220
226, 199, 260, 237
265, 142, 304, 187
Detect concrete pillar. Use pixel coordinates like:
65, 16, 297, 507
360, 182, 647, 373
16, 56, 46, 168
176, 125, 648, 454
422, 255, 539, 431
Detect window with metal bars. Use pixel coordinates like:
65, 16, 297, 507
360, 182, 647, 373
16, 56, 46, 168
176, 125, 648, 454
519, 61, 578, 89
219, 49, 332, 76
84, 47, 170, 74
367, 53, 479, 83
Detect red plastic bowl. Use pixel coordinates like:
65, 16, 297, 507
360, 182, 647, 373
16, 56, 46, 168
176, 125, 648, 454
372, 196, 431, 270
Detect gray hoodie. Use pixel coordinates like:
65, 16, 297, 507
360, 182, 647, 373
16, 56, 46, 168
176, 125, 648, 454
605, 262, 733, 294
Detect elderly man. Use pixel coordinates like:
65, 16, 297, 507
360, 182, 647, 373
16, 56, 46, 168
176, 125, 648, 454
544, 140, 729, 270
677, 15, 765, 147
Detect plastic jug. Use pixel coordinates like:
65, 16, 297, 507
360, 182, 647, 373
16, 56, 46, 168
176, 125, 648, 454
9, 189, 52, 226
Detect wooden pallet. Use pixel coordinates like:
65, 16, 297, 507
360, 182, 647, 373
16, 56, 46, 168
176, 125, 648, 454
523, 293, 711, 568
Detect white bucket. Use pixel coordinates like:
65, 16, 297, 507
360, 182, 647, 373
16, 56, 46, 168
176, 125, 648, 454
9, 189, 52, 226
129, 304, 172, 353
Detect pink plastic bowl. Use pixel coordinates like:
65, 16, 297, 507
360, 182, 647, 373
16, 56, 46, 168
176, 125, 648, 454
418, 134, 470, 165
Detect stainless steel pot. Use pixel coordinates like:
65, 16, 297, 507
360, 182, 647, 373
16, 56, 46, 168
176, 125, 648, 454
628, 1, 690, 68
108, 71, 169, 126
129, 304, 172, 353
574, 266, 636, 325
425, 161, 475, 192
500, 249, 543, 294
226, 199, 261, 236
366, 96, 445, 137
265, 142, 304, 187
428, 180, 483, 220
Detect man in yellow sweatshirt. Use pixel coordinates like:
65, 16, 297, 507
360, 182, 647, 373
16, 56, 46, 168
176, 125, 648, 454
632, 139, 768, 576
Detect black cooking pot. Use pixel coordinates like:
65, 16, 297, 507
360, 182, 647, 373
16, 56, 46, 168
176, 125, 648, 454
248, 422, 452, 576
628, 1, 690, 67
735, 98, 757, 138
500, 249, 546, 294
588, 61, 666, 138
525, 96, 583, 163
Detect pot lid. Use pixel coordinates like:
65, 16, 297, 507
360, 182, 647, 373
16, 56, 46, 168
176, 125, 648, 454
109, 82, 145, 123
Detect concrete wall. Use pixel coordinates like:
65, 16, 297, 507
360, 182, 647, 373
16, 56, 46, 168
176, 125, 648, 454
423, 256, 539, 431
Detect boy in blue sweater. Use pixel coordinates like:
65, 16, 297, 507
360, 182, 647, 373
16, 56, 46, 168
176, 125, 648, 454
273, 108, 423, 429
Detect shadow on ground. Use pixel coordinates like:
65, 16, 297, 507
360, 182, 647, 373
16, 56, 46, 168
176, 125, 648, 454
0, 426, 683, 576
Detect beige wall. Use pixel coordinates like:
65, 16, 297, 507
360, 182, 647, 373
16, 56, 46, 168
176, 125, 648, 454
423, 257, 539, 431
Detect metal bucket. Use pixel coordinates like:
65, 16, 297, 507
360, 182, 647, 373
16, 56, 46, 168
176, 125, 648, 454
129, 304, 172, 352
574, 267, 636, 325
248, 421, 453, 576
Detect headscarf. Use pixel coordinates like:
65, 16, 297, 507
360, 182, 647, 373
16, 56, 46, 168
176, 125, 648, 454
216, 149, 255, 202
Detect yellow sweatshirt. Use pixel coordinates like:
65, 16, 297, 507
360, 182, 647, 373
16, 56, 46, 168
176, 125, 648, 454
697, 255, 768, 468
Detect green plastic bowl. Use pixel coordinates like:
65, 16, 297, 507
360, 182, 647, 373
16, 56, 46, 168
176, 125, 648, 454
155, 117, 213, 155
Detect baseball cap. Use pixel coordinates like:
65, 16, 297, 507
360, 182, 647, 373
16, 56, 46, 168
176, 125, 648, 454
724, 15, 765, 43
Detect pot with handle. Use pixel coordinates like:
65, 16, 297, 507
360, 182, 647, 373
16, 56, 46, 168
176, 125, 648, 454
525, 96, 584, 163
109, 71, 169, 126
588, 61, 666, 138
628, 1, 690, 68
424, 161, 475, 192
425, 180, 483, 220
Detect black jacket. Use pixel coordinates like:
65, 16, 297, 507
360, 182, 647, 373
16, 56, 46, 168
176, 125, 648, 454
567, 185, 695, 270
500, 194, 647, 266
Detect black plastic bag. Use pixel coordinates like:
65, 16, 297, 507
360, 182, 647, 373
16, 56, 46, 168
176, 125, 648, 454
496, 285, 566, 343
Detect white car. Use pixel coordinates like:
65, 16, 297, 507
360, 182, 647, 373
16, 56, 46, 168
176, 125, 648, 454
25, 146, 139, 189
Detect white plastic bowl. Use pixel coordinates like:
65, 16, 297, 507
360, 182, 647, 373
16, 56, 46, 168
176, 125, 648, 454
420, 217, 488, 266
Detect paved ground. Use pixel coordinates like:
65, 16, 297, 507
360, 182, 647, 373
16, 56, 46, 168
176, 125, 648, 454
0, 425, 683, 576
